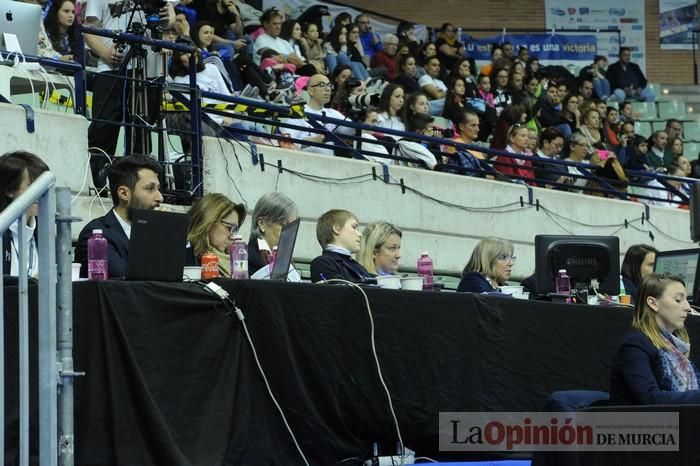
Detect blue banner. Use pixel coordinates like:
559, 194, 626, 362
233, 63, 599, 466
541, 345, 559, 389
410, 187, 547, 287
463, 33, 598, 62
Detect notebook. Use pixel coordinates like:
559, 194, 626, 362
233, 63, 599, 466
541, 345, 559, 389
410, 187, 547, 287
126, 209, 189, 282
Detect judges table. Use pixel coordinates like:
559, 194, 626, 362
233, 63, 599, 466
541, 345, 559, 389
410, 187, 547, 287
4, 280, 700, 465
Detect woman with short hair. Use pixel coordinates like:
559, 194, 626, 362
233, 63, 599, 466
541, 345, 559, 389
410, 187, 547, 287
458, 238, 515, 293
610, 273, 700, 404
186, 193, 246, 277
248, 192, 298, 275
357, 222, 402, 275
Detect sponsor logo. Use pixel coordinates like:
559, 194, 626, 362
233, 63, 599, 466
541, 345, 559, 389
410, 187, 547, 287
609, 8, 626, 16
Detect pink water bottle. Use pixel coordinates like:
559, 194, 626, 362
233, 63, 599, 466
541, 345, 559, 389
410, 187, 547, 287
417, 251, 434, 291
229, 235, 249, 280
87, 229, 108, 280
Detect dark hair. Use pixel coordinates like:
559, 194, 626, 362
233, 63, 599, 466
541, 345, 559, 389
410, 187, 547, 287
621, 244, 658, 288
417, 42, 436, 65
334, 12, 352, 27
43, 0, 77, 56
452, 57, 472, 77
324, 24, 347, 53
396, 21, 414, 37
280, 19, 300, 41
402, 90, 429, 123
406, 112, 434, 133
331, 64, 352, 83
594, 54, 607, 62
538, 127, 564, 148
260, 7, 282, 24
108, 155, 162, 206
445, 76, 466, 106
0, 151, 49, 212
378, 83, 404, 115
169, 41, 204, 77
259, 48, 279, 61
457, 108, 479, 126
619, 46, 631, 55
193, 21, 215, 50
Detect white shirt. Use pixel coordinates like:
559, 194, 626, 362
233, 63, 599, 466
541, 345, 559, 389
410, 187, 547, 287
644, 179, 683, 209
114, 209, 131, 239
376, 112, 405, 133
253, 33, 296, 65
9, 218, 38, 278
418, 74, 447, 94
285, 105, 354, 156
172, 63, 232, 124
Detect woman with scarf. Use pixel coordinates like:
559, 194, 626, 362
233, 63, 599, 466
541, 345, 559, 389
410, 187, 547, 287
610, 273, 700, 404
435, 23, 465, 73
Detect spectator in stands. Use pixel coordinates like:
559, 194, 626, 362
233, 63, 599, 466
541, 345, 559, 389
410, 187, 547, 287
621, 244, 658, 303
610, 273, 700, 404
300, 22, 327, 75
675, 154, 692, 178
376, 84, 405, 133
355, 14, 383, 60
525, 57, 540, 79
185, 193, 246, 277
371, 33, 400, 81
346, 24, 373, 80
452, 58, 478, 95
457, 238, 515, 293
40, 0, 76, 61
192, 0, 246, 59
619, 101, 634, 123
517, 46, 529, 64
0, 151, 49, 278
280, 20, 316, 76
670, 137, 684, 159
501, 42, 514, 60
645, 164, 687, 208
523, 74, 540, 100
479, 45, 502, 77
604, 107, 621, 148
323, 26, 351, 75
402, 91, 431, 124
538, 82, 570, 136
560, 93, 581, 134
333, 12, 352, 28
396, 21, 419, 54
253, 8, 304, 66
494, 125, 535, 184
477, 74, 495, 110
286, 74, 355, 155
450, 109, 486, 160
624, 135, 652, 172
415, 42, 437, 79
248, 192, 298, 275
418, 57, 447, 116
357, 222, 402, 276
491, 67, 512, 117
310, 209, 370, 282
443, 77, 467, 126
232, 0, 262, 34
614, 122, 636, 166
395, 54, 421, 94
84, 0, 174, 186
577, 78, 594, 101
532, 127, 568, 187
579, 108, 606, 153
490, 104, 526, 150
435, 23, 465, 72
508, 72, 526, 104
664, 119, 684, 166
76, 156, 163, 278
563, 132, 592, 190
579, 55, 611, 100
648, 130, 669, 169
607, 47, 655, 102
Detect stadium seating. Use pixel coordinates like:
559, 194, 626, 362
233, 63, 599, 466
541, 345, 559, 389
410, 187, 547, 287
658, 100, 687, 120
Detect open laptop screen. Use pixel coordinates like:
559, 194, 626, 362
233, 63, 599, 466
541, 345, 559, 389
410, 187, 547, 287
653, 249, 700, 301
270, 218, 300, 281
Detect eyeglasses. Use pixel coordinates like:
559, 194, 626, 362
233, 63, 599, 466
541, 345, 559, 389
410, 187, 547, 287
497, 255, 517, 262
220, 220, 239, 235
310, 82, 334, 90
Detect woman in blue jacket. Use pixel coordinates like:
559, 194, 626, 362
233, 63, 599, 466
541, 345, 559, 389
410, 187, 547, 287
610, 273, 700, 404
457, 237, 515, 293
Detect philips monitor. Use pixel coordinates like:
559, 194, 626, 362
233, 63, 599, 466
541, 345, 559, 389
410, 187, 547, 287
653, 249, 700, 302
535, 235, 620, 295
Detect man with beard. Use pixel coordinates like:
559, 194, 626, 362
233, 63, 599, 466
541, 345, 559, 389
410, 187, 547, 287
76, 155, 164, 278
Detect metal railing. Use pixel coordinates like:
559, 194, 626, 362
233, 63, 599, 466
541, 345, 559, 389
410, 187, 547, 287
0, 174, 78, 466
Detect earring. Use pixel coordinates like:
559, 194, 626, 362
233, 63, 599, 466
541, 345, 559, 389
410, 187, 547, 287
261, 229, 265, 233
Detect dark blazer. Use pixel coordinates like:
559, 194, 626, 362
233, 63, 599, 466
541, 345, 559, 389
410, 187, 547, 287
457, 272, 498, 293
533, 152, 569, 186
622, 275, 637, 304
310, 250, 370, 283
610, 329, 700, 405
75, 209, 129, 279
247, 237, 268, 276
605, 61, 647, 91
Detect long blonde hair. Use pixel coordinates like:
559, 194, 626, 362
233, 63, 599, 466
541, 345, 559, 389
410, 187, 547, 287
187, 193, 246, 258
633, 273, 690, 353
357, 222, 402, 274
462, 237, 514, 285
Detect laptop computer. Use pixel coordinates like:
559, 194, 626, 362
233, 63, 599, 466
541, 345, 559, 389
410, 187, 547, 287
0, 0, 41, 56
126, 209, 189, 282
270, 218, 300, 281
653, 248, 700, 302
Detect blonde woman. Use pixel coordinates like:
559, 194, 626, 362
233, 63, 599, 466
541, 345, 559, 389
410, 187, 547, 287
186, 193, 246, 277
457, 238, 515, 293
610, 273, 700, 404
357, 222, 402, 276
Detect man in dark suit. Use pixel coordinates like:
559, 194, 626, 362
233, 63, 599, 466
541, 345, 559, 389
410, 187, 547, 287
75, 155, 164, 278
606, 47, 655, 102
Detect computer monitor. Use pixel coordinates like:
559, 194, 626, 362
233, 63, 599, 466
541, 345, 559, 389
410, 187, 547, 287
653, 249, 700, 302
0, 0, 41, 56
535, 235, 620, 295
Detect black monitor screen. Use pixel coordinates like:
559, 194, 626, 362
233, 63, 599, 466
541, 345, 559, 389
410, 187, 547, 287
535, 235, 620, 295
653, 249, 700, 301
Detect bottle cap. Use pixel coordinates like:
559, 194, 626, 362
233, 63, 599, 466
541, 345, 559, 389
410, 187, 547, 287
558, 269, 566, 273
421, 251, 429, 256
92, 229, 103, 234
232, 235, 243, 241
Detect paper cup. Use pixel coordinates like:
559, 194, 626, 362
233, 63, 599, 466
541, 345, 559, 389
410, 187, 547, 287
71, 263, 81, 281
183, 266, 202, 281
400, 276, 424, 291
376, 275, 401, 289
500, 285, 524, 297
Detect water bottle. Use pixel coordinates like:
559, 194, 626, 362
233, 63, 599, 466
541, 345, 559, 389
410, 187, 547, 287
87, 229, 108, 280
555, 269, 571, 295
417, 252, 434, 291
229, 235, 249, 280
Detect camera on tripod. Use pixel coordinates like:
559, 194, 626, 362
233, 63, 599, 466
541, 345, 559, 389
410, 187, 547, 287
130, 0, 167, 37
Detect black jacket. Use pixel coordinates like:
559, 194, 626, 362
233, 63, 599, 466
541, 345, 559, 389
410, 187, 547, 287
310, 250, 370, 283
75, 209, 129, 279
605, 60, 647, 91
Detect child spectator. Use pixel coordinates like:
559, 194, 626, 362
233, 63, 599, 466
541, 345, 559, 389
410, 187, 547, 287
259, 48, 296, 90
477, 74, 495, 109
310, 209, 370, 283
299, 22, 327, 74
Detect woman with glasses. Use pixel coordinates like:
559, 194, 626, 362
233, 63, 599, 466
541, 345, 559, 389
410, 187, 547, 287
248, 192, 298, 275
186, 193, 246, 277
563, 131, 592, 190
610, 273, 700, 404
458, 238, 516, 293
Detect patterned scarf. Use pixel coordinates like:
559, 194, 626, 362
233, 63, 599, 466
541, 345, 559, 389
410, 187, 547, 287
658, 330, 700, 392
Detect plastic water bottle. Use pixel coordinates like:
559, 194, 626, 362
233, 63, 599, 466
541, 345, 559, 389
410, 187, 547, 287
555, 269, 571, 295
229, 235, 249, 280
87, 229, 108, 280
417, 252, 434, 291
